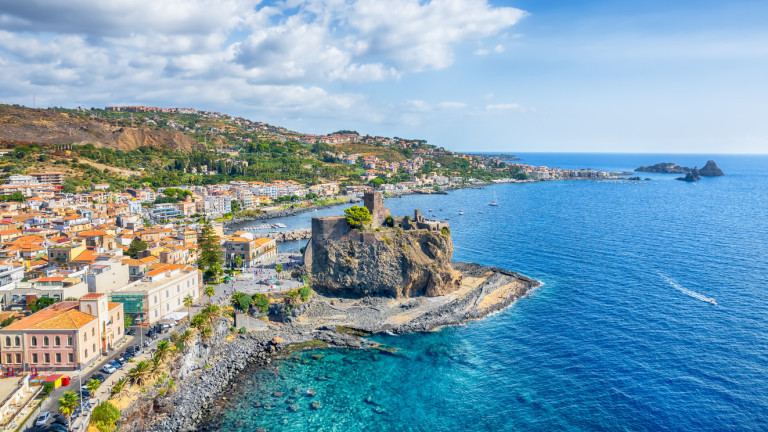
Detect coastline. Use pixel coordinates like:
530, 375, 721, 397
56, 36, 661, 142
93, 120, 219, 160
121, 263, 540, 432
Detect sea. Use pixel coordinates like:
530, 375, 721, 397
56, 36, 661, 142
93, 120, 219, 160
210, 153, 768, 431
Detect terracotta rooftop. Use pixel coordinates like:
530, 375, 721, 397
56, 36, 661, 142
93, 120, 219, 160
3, 301, 96, 331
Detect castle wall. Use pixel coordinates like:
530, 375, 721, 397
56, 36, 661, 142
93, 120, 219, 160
310, 216, 350, 242
363, 191, 390, 226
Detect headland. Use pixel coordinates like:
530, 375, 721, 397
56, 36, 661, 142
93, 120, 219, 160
120, 192, 540, 432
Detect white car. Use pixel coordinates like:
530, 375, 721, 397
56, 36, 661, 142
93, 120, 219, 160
100, 364, 117, 374
35, 411, 50, 426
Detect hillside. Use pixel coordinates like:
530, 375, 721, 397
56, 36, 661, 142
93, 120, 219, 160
0, 104, 205, 152
0, 103, 515, 191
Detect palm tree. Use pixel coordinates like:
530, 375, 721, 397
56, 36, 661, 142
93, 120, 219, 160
154, 339, 173, 362
201, 326, 213, 341
204, 285, 215, 304
58, 391, 79, 431
231, 291, 245, 311
86, 378, 101, 399
177, 329, 194, 351
191, 314, 206, 329
202, 304, 222, 326
183, 294, 194, 318
110, 377, 127, 400
275, 263, 283, 279
150, 356, 164, 376
129, 360, 151, 386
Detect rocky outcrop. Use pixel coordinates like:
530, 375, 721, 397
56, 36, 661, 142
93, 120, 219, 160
307, 228, 462, 298
636, 162, 691, 174
699, 160, 725, 176
677, 167, 701, 182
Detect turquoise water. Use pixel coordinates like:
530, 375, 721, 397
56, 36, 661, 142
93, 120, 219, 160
211, 154, 768, 431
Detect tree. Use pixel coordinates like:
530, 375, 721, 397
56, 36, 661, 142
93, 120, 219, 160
231, 291, 252, 312
86, 379, 101, 399
231, 200, 241, 213
61, 178, 79, 193
30, 297, 58, 313
129, 360, 151, 386
252, 293, 269, 313
58, 391, 79, 430
370, 177, 384, 188
344, 205, 372, 228
204, 285, 215, 304
298, 285, 311, 302
191, 314, 206, 329
124, 314, 133, 329
154, 339, 173, 362
234, 255, 242, 268
91, 401, 121, 432
110, 377, 127, 400
200, 326, 213, 341
198, 223, 223, 281
202, 304, 222, 326
275, 263, 283, 279
126, 238, 148, 259
177, 329, 195, 351
183, 294, 194, 318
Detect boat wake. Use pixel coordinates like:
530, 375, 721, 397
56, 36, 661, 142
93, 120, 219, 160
660, 274, 717, 305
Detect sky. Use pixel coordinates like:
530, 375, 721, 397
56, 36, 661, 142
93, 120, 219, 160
1, 0, 767, 153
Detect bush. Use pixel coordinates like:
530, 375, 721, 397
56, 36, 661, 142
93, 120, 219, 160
385, 215, 394, 227
298, 286, 311, 302
42, 382, 55, 396
252, 293, 269, 312
239, 327, 247, 334
91, 401, 120, 432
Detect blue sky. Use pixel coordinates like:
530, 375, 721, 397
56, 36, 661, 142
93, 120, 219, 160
1, 0, 766, 153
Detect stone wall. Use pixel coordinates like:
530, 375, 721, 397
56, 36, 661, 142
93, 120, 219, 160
310, 216, 349, 242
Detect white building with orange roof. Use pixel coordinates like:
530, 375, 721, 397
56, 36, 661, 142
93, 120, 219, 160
223, 232, 277, 267
110, 263, 201, 325
0, 294, 124, 372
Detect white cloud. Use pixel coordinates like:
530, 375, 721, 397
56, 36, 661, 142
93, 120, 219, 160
474, 48, 490, 56
0, 0, 526, 124
486, 103, 535, 112
494, 44, 505, 53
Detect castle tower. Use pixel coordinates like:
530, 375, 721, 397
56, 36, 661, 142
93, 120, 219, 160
363, 191, 391, 226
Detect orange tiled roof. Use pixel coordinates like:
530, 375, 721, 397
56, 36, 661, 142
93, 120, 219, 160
3, 301, 96, 331
108, 302, 121, 310
81, 293, 104, 300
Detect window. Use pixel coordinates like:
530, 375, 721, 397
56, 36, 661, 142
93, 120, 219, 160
15, 353, 21, 364
67, 336, 73, 346
166, 289, 169, 298
177, 285, 180, 293
154, 296, 158, 304
56, 353, 61, 363
31, 336, 37, 346
154, 310, 158, 318
32, 353, 38, 363
44, 353, 50, 363
43, 336, 49, 346
93, 343, 96, 353
87, 305, 92, 314
14, 336, 20, 346
54, 336, 60, 346
4, 337, 9, 347
84, 349, 88, 358
84, 333, 87, 342
117, 312, 120, 320
5, 354, 10, 364
68, 353, 74, 363
92, 328, 95, 336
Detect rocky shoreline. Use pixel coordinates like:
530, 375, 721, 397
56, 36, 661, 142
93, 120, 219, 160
121, 263, 540, 432
224, 197, 360, 226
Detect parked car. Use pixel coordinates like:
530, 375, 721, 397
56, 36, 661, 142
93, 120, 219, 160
116, 356, 127, 365
108, 360, 122, 369
35, 411, 50, 426
101, 364, 116, 374
92, 373, 105, 382
126, 328, 135, 336
49, 423, 68, 432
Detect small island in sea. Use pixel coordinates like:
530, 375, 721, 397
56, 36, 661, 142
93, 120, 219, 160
122, 192, 540, 432
636, 160, 725, 178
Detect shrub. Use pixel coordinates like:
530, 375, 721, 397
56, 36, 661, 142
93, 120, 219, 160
385, 215, 394, 227
298, 285, 311, 302
441, 227, 451, 237
91, 401, 120, 432
252, 293, 269, 312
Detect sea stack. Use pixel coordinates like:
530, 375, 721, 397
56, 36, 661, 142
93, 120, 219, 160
699, 160, 725, 176
677, 167, 701, 182
303, 191, 461, 298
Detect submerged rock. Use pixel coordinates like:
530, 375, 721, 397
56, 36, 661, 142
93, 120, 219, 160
311, 400, 322, 410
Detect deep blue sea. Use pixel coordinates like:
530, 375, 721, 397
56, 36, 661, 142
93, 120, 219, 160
216, 153, 768, 431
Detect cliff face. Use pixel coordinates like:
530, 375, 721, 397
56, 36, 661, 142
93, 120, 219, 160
307, 228, 462, 298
